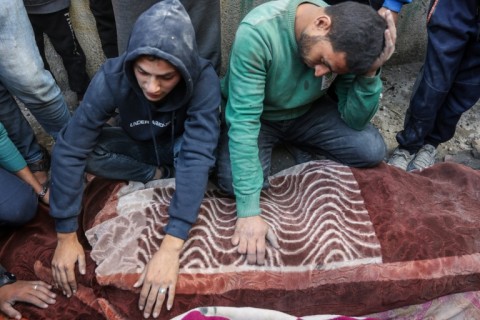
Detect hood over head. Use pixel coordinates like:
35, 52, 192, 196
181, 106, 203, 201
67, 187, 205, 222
124, 0, 200, 110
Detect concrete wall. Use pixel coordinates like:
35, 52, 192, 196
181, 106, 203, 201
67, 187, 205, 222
50, 0, 429, 89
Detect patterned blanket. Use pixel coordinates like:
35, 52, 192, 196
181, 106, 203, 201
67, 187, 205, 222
83, 160, 480, 319
1, 160, 479, 319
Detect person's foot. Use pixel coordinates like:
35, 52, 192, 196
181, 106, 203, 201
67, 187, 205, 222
407, 144, 437, 171
387, 147, 413, 171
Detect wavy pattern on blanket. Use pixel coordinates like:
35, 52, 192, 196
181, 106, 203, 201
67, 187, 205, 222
86, 161, 382, 284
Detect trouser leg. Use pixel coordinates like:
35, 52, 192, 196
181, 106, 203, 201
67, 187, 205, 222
29, 21, 52, 72
0, 82, 43, 163
287, 97, 386, 167
179, 0, 221, 73
89, 0, 118, 58
85, 127, 174, 183
396, 0, 479, 152
0, 168, 37, 227
0, 0, 70, 139
28, 9, 90, 95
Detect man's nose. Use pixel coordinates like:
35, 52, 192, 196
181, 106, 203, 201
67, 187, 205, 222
314, 65, 330, 77
146, 77, 160, 92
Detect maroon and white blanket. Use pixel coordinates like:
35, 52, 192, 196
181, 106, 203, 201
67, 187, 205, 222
82, 160, 480, 319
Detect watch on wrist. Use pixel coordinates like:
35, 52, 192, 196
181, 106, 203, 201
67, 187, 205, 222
0, 265, 16, 287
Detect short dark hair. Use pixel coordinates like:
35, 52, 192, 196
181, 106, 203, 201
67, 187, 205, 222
325, 2, 386, 74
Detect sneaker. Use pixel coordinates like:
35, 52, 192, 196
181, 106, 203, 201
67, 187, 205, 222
407, 144, 436, 171
387, 147, 413, 171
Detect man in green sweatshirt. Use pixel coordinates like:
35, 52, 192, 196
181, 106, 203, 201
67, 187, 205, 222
216, 0, 396, 265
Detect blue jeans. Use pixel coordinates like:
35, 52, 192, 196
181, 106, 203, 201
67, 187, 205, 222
86, 127, 183, 183
216, 96, 386, 194
0, 168, 37, 226
0, 0, 71, 163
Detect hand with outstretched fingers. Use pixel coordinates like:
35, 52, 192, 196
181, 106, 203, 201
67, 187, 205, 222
134, 235, 184, 318
232, 215, 280, 265
51, 232, 86, 298
0, 280, 56, 320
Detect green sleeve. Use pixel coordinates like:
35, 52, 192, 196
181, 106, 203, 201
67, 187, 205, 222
0, 122, 27, 172
334, 71, 382, 130
224, 23, 269, 218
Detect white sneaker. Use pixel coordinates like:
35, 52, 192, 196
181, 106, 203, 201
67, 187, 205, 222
387, 147, 413, 171
407, 144, 437, 171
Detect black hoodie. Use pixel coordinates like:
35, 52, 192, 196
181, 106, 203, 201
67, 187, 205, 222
50, 0, 221, 240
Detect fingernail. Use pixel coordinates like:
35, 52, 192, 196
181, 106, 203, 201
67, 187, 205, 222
73, 289, 77, 294
153, 312, 158, 318
144, 313, 150, 318
139, 305, 144, 311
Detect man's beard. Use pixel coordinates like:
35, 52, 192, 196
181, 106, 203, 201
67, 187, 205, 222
297, 31, 327, 62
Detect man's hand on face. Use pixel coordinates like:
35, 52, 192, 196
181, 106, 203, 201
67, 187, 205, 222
134, 235, 184, 319
0, 281, 56, 320
232, 215, 280, 265
365, 10, 397, 76
51, 232, 86, 298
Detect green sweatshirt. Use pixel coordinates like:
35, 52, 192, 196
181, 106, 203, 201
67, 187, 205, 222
222, 0, 382, 218
0, 122, 27, 173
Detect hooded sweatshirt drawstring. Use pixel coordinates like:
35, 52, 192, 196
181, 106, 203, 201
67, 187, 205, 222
146, 105, 161, 168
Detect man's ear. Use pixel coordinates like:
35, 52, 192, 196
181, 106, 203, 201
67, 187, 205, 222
313, 15, 331, 36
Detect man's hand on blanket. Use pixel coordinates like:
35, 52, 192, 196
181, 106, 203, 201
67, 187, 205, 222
232, 215, 280, 265
134, 234, 184, 318
0, 280, 56, 320
51, 232, 86, 298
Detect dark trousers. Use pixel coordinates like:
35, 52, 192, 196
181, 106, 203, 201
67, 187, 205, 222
28, 8, 90, 95
396, 0, 480, 152
89, 0, 118, 58
0, 168, 37, 227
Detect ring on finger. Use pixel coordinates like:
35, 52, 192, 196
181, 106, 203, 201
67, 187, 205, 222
158, 287, 167, 295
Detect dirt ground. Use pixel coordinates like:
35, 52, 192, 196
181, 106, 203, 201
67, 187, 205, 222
375, 62, 480, 169
23, 61, 480, 171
